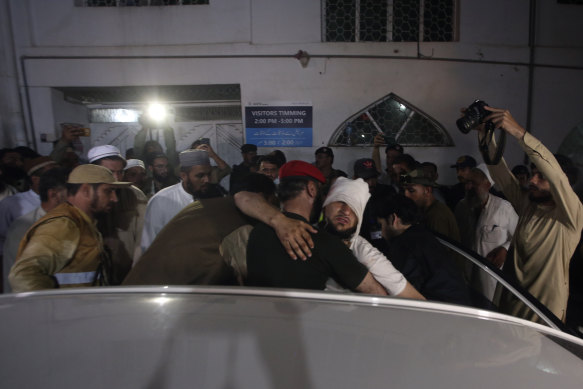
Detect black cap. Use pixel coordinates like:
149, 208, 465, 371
241, 144, 257, 153
450, 155, 477, 169
354, 158, 379, 179
385, 143, 404, 154
315, 147, 334, 158
511, 165, 529, 176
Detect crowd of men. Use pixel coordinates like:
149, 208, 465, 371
0, 106, 582, 329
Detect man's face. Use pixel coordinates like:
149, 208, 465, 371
363, 177, 378, 192
391, 162, 409, 183
54, 187, 68, 205
259, 162, 279, 181
528, 169, 553, 204
403, 184, 429, 209
456, 167, 472, 183
242, 151, 257, 165
183, 165, 212, 196
124, 167, 146, 187
385, 150, 401, 171
1, 152, 23, 168
324, 201, 358, 240
378, 216, 397, 240
99, 159, 125, 182
516, 173, 530, 190
145, 143, 163, 155
315, 153, 332, 170
90, 184, 118, 214
464, 172, 489, 209
150, 157, 169, 181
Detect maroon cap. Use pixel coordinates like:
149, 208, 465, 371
279, 160, 326, 184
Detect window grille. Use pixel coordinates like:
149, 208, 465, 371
76, 0, 208, 7
329, 93, 453, 147
323, 0, 456, 42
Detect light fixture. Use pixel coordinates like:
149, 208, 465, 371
113, 109, 139, 123
147, 102, 168, 123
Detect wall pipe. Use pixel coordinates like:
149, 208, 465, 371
526, 0, 537, 135
20, 48, 583, 142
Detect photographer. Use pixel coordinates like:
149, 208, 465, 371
473, 105, 583, 322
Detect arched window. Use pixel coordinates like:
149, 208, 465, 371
329, 93, 454, 147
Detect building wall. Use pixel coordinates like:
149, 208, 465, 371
2, 0, 583, 184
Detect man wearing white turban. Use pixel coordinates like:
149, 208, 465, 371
322, 177, 424, 299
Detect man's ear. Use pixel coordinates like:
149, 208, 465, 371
30, 175, 41, 187
47, 188, 57, 202
391, 213, 400, 228
306, 180, 318, 198
80, 183, 92, 199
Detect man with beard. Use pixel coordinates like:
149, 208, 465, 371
455, 166, 518, 299
229, 144, 258, 194
88, 145, 148, 284
401, 167, 460, 243
9, 165, 129, 292
478, 106, 583, 322
322, 177, 424, 299
140, 149, 226, 253
144, 153, 179, 197
372, 134, 404, 187
3, 168, 68, 292
246, 161, 387, 295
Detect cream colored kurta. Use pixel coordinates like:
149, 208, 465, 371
486, 132, 583, 321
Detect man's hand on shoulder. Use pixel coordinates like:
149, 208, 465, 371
272, 213, 317, 261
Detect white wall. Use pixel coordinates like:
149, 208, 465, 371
3, 0, 583, 185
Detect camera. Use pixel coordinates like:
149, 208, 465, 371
456, 100, 494, 134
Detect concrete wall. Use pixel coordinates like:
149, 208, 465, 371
2, 0, 583, 184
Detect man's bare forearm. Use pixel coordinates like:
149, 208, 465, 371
233, 191, 316, 260
233, 191, 280, 226
355, 272, 388, 296
395, 281, 426, 300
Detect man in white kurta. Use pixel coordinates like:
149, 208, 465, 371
140, 149, 225, 254
3, 207, 46, 293
0, 157, 57, 255
455, 165, 518, 300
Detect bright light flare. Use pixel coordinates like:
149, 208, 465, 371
147, 103, 168, 122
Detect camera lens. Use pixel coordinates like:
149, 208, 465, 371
456, 116, 474, 134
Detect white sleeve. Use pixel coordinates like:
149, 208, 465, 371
351, 236, 407, 296
501, 200, 519, 251
140, 197, 163, 253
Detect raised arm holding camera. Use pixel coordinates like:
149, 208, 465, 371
463, 103, 583, 322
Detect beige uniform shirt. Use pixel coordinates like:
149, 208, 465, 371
486, 132, 583, 321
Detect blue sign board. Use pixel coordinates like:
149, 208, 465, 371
245, 103, 312, 147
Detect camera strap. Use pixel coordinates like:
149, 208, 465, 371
479, 127, 506, 165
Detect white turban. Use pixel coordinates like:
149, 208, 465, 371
323, 177, 371, 249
